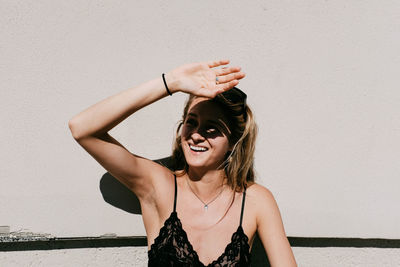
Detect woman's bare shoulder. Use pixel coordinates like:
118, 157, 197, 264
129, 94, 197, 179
246, 182, 275, 202
246, 183, 280, 219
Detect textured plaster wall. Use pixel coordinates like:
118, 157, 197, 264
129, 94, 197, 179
1, 0, 399, 261
1, 247, 400, 267
0, 247, 148, 267
292, 247, 400, 267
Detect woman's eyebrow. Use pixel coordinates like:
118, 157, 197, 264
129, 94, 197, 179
186, 113, 231, 134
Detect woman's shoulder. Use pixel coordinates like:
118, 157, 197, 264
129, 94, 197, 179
245, 182, 280, 217
246, 182, 275, 201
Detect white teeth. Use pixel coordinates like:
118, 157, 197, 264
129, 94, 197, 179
189, 145, 207, 152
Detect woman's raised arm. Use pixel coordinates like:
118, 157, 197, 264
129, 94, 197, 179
68, 76, 175, 202
68, 60, 245, 202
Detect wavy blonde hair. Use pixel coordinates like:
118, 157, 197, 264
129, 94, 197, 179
170, 91, 258, 192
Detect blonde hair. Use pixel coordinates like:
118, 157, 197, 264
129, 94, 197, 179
171, 92, 258, 191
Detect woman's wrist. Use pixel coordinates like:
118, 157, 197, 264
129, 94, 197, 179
163, 72, 181, 95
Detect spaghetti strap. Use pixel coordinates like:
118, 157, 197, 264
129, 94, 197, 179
173, 174, 177, 212
239, 187, 247, 226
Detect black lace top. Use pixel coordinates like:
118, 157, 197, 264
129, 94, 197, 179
148, 175, 251, 267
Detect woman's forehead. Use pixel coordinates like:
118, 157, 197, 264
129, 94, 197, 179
187, 97, 231, 135
188, 97, 227, 119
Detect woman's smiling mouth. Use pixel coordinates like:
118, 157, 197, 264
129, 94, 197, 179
189, 144, 208, 152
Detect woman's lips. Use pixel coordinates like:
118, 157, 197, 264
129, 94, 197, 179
189, 144, 208, 152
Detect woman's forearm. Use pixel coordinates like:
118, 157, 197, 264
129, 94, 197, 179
68, 75, 177, 140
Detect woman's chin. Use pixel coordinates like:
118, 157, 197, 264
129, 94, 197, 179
186, 159, 207, 169
186, 159, 223, 172
183, 149, 225, 170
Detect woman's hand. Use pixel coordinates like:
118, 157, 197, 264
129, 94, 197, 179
166, 60, 245, 98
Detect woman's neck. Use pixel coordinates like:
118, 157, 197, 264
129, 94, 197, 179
186, 168, 227, 198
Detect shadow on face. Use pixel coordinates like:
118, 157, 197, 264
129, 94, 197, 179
181, 97, 232, 144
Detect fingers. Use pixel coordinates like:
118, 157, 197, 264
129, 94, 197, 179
203, 59, 245, 96
216, 72, 246, 84
214, 66, 241, 76
207, 59, 230, 68
216, 80, 240, 93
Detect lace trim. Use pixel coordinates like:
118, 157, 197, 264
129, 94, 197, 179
148, 211, 251, 267
206, 226, 250, 266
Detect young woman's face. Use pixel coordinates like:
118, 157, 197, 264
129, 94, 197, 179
181, 97, 232, 171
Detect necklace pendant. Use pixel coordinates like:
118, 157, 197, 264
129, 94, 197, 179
204, 204, 208, 211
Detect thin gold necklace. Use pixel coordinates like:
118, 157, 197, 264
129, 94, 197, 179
186, 177, 225, 211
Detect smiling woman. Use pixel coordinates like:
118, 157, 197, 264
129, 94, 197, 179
172, 91, 257, 193
181, 98, 232, 170
68, 60, 297, 266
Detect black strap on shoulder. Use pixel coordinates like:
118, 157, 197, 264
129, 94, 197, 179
173, 174, 177, 212
239, 186, 247, 226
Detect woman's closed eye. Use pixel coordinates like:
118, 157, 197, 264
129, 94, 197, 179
184, 117, 225, 137
185, 118, 197, 127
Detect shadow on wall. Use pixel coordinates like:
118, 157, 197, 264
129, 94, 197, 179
99, 157, 270, 267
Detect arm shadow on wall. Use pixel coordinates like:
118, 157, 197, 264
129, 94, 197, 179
99, 156, 270, 267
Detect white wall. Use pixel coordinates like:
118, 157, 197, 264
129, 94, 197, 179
1, 0, 399, 242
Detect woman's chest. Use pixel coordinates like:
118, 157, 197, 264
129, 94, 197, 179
177, 208, 256, 265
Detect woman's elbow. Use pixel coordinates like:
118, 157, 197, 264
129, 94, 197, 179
68, 119, 83, 140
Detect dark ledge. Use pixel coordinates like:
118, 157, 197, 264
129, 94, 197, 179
0, 236, 147, 251
289, 236, 400, 248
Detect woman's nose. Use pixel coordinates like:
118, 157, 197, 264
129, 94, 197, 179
190, 130, 205, 142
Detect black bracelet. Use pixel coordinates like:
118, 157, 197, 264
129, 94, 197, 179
162, 73, 172, 96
